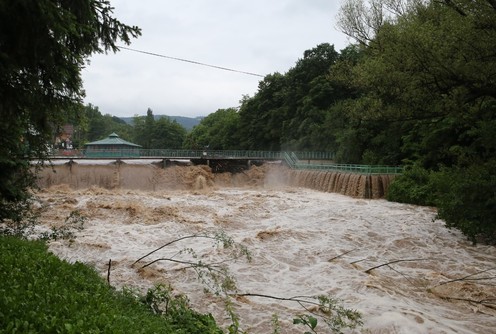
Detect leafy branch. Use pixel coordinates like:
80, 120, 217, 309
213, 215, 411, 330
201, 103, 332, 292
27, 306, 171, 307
231, 293, 363, 333
133, 230, 251, 295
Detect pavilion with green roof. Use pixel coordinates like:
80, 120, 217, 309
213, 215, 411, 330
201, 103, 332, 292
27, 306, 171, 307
83, 133, 141, 157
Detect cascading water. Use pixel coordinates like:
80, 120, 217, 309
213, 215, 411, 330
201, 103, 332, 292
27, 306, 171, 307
37, 161, 396, 199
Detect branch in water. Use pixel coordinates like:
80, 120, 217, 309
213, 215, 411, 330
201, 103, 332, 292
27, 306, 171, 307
133, 233, 219, 265
435, 266, 496, 287
364, 258, 430, 274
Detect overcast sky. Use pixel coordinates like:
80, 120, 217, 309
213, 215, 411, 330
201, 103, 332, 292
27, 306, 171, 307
81, 0, 350, 118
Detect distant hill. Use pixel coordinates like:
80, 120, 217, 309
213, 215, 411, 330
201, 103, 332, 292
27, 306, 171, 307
119, 115, 203, 131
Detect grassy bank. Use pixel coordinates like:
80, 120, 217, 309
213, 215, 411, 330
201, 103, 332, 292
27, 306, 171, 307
0, 236, 222, 333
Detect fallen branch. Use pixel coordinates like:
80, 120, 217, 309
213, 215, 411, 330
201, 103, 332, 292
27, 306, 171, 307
436, 267, 496, 287
364, 258, 429, 274
350, 258, 368, 265
140, 257, 230, 273
440, 296, 496, 307
385, 264, 417, 286
328, 248, 357, 262
230, 293, 363, 332
231, 293, 319, 306
132, 233, 218, 265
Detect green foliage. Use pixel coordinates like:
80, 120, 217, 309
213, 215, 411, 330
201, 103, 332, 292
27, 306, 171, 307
0, 0, 140, 223
139, 285, 223, 334
39, 210, 87, 241
333, 0, 496, 242
388, 160, 496, 244
75, 104, 134, 146
0, 236, 187, 333
387, 164, 435, 206
133, 108, 187, 149
0, 199, 38, 238
293, 315, 318, 334
271, 314, 282, 334
430, 161, 496, 244
293, 295, 363, 333
237, 43, 345, 151
184, 108, 241, 150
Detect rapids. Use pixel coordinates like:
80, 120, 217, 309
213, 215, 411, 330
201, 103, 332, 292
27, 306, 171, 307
32, 162, 496, 333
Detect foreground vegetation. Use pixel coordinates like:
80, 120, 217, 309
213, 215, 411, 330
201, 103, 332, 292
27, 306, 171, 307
0, 235, 223, 333
0, 231, 364, 333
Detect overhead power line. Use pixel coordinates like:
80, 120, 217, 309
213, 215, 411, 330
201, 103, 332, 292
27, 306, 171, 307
116, 45, 265, 78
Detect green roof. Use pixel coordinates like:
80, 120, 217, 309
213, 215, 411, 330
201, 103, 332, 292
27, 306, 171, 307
85, 133, 141, 147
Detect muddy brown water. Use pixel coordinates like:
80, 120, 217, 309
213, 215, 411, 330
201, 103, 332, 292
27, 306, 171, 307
32, 162, 496, 333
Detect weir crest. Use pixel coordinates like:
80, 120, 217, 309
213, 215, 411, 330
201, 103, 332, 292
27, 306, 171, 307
36, 162, 395, 199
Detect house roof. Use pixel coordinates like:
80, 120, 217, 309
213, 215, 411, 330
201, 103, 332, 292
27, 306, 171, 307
84, 133, 141, 147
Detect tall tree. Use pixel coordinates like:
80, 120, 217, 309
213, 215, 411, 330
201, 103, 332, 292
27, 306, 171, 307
337, 0, 428, 45
184, 108, 240, 150
237, 43, 342, 151
0, 0, 140, 222
337, 0, 496, 240
151, 117, 187, 149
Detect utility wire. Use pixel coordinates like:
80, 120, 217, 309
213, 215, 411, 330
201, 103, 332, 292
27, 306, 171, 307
117, 45, 265, 78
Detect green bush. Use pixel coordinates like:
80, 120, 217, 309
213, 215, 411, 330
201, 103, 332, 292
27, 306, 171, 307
387, 164, 436, 206
388, 161, 496, 244
430, 161, 496, 244
140, 285, 223, 334
0, 236, 223, 333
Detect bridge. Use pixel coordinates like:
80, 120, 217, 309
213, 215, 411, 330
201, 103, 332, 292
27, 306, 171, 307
52, 149, 402, 175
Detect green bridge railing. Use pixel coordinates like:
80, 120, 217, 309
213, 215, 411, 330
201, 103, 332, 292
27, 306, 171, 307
76, 149, 335, 160
282, 152, 402, 175
55, 149, 401, 175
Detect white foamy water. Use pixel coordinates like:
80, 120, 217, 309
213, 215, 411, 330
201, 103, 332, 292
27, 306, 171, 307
35, 185, 496, 333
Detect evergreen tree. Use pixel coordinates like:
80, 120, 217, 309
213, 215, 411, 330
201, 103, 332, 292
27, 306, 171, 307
0, 0, 140, 222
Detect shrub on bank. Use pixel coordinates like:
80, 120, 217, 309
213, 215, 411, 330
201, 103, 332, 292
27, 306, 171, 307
388, 161, 496, 244
386, 164, 436, 206
0, 236, 222, 333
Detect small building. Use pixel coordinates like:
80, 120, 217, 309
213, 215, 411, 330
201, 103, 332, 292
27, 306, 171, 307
84, 133, 141, 157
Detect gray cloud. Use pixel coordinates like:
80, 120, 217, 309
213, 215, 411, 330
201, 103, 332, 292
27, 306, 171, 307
82, 0, 349, 117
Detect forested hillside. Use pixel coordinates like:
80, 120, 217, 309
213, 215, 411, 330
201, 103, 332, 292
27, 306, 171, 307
64, 105, 187, 149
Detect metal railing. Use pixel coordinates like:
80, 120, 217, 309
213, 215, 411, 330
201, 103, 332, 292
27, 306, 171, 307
282, 152, 402, 175
63, 149, 335, 160
52, 149, 401, 175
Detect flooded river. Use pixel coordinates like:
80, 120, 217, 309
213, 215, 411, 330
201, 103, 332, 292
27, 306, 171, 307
33, 163, 496, 333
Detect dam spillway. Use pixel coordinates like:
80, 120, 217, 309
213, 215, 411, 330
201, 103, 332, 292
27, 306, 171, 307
285, 169, 394, 199
36, 160, 395, 199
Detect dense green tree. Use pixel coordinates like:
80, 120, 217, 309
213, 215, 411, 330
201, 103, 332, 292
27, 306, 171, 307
73, 104, 133, 146
236, 43, 344, 151
184, 108, 240, 150
133, 108, 154, 149
280, 43, 340, 150
338, 0, 496, 241
133, 109, 187, 149
337, 0, 496, 166
0, 0, 140, 222
238, 74, 288, 150
151, 117, 187, 149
